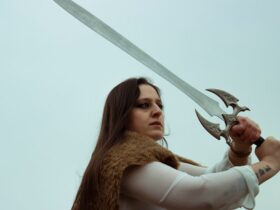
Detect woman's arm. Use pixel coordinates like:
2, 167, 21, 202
121, 137, 280, 210
178, 149, 251, 176
252, 137, 280, 184
121, 162, 258, 210
177, 162, 207, 176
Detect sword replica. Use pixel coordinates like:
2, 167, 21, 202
53, 0, 264, 147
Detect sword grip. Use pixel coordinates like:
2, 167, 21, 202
254, 136, 265, 148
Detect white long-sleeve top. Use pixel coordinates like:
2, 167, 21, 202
120, 151, 259, 210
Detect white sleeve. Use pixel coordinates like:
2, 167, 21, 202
178, 150, 252, 176
121, 162, 259, 210
204, 150, 235, 174
177, 161, 207, 176
205, 150, 252, 173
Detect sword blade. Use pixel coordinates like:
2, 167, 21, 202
53, 0, 226, 119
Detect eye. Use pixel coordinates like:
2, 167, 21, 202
157, 103, 164, 110
135, 102, 150, 109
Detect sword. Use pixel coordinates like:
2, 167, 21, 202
53, 0, 264, 147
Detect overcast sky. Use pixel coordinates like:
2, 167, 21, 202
1, 0, 280, 210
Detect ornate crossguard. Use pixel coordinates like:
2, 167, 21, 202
195, 89, 264, 147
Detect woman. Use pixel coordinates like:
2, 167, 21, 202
71, 77, 280, 210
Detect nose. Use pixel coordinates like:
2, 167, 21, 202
151, 103, 162, 117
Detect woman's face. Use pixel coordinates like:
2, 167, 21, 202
128, 84, 164, 140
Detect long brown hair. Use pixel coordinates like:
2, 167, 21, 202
71, 77, 161, 210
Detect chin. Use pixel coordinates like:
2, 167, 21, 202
148, 131, 164, 141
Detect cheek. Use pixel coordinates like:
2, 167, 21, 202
128, 111, 141, 130
129, 111, 148, 131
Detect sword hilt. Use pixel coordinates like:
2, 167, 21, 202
196, 88, 265, 148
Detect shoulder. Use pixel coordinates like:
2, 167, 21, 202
103, 131, 180, 171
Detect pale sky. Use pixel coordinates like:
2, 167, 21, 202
1, 0, 280, 210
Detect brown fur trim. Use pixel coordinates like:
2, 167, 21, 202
92, 131, 198, 210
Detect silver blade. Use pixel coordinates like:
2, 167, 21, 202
53, 0, 226, 119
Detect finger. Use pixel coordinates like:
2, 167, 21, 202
230, 123, 246, 136
244, 131, 257, 143
250, 130, 261, 143
237, 123, 261, 143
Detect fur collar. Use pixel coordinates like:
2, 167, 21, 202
92, 131, 198, 210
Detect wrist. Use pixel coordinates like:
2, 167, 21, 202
261, 157, 280, 172
252, 160, 278, 184
229, 148, 251, 166
230, 140, 252, 157
230, 145, 252, 158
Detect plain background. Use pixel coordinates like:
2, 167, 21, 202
1, 0, 279, 209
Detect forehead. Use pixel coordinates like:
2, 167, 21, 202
138, 84, 160, 100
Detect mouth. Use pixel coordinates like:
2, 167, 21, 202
149, 122, 162, 127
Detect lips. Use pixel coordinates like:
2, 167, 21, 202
149, 121, 162, 127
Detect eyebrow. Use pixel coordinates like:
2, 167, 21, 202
137, 98, 162, 103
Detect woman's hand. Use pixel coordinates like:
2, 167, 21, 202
229, 116, 261, 155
